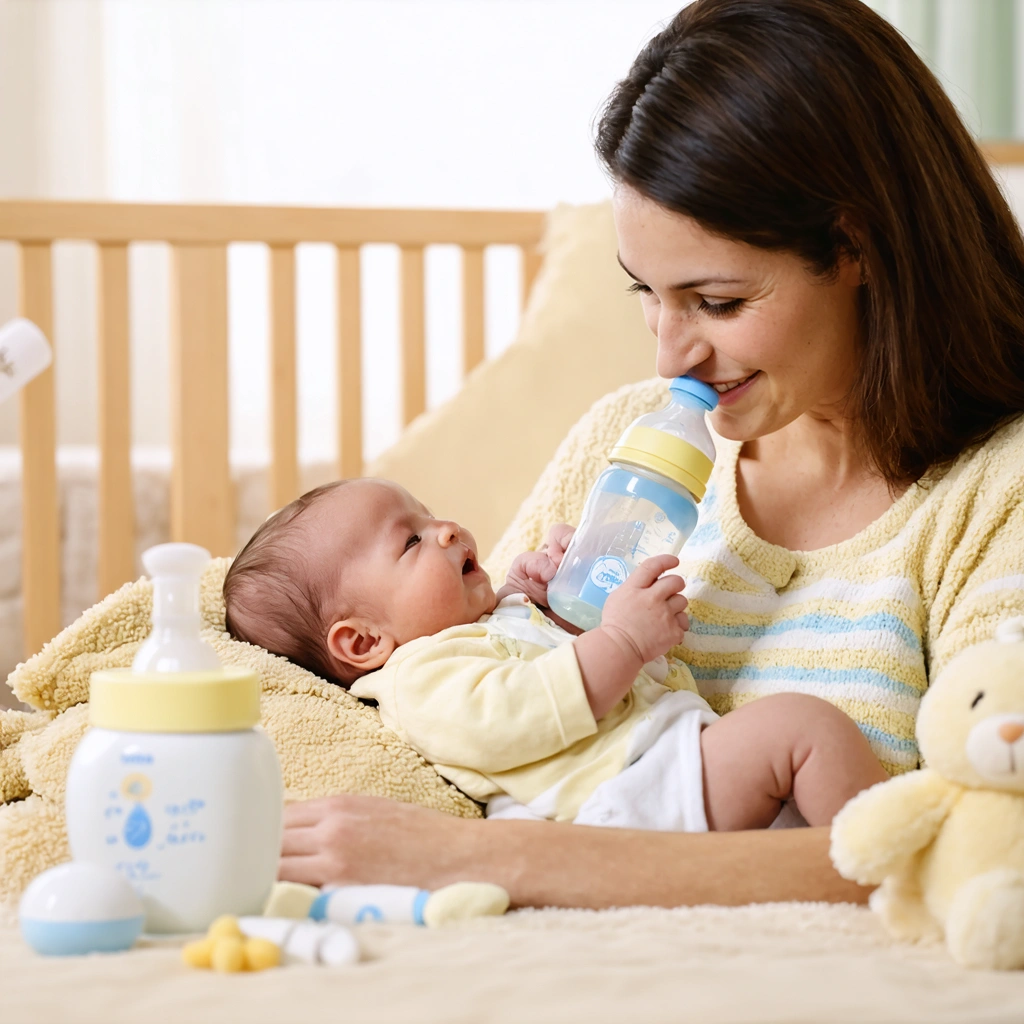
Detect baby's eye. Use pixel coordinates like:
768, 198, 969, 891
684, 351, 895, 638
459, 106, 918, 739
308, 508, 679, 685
404, 534, 421, 552
626, 282, 652, 295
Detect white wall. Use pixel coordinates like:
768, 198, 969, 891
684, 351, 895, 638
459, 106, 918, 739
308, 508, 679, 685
0, 0, 686, 464
0, 0, 1021, 465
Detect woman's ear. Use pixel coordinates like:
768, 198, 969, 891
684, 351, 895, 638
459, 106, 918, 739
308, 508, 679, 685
835, 212, 869, 286
327, 619, 397, 677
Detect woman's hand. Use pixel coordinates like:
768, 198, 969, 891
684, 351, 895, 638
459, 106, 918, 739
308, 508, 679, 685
279, 794, 868, 909
279, 794, 480, 889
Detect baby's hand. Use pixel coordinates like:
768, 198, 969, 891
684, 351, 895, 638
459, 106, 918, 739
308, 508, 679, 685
497, 524, 576, 608
600, 555, 689, 664
501, 549, 558, 607
540, 524, 574, 569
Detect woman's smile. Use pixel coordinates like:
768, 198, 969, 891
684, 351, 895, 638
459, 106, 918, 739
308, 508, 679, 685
706, 371, 761, 403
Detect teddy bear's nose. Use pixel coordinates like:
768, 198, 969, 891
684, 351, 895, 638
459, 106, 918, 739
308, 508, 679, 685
997, 722, 1024, 744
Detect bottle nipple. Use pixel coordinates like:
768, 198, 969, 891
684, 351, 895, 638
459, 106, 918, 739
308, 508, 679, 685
132, 543, 222, 673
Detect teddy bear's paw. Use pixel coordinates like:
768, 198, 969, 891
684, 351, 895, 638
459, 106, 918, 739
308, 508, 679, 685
829, 794, 900, 885
946, 869, 1024, 970
869, 877, 940, 942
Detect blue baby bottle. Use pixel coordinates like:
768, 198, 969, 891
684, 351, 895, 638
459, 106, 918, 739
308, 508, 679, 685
546, 376, 718, 631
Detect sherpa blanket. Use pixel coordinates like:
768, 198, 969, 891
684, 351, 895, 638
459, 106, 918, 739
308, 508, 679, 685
0, 380, 673, 903
0, 381, 677, 904
0, 558, 479, 904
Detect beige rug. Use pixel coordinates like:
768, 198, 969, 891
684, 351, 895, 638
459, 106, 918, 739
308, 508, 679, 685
5, 901, 1024, 1024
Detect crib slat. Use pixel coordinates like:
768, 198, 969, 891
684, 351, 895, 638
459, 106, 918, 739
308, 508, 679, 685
17, 243, 60, 657
269, 245, 299, 508
400, 246, 426, 426
462, 245, 485, 375
170, 244, 234, 556
521, 244, 542, 311
336, 245, 363, 478
97, 243, 135, 596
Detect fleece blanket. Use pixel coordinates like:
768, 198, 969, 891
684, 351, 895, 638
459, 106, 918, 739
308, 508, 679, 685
3, 901, 1024, 1023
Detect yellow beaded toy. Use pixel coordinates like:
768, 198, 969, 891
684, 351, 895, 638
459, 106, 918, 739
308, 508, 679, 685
182, 915, 281, 973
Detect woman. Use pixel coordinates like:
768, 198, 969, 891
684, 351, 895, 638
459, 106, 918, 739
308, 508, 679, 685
279, 0, 1024, 907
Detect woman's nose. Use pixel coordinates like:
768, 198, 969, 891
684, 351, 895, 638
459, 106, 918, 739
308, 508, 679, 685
436, 521, 460, 547
655, 311, 708, 379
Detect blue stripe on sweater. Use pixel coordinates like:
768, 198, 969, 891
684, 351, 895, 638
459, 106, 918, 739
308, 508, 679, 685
856, 722, 920, 756
688, 663, 922, 698
689, 612, 920, 652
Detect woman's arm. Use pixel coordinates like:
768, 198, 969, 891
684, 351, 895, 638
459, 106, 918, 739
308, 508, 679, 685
279, 795, 870, 908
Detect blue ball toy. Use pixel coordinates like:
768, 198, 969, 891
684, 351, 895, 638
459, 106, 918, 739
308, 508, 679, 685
20, 862, 145, 956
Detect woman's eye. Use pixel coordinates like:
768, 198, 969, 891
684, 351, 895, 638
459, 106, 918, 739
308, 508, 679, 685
404, 534, 421, 552
626, 282, 652, 295
698, 297, 744, 318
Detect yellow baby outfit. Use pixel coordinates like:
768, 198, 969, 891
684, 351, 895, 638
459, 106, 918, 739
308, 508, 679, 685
352, 594, 710, 823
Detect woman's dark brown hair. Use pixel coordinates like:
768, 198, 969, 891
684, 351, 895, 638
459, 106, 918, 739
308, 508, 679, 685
596, 0, 1024, 485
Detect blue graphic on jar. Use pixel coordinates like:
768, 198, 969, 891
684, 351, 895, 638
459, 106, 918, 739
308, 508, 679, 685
121, 773, 153, 849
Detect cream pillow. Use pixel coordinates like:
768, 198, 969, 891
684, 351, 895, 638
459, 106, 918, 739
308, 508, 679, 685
368, 201, 656, 556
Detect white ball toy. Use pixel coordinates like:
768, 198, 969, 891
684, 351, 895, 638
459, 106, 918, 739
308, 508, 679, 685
19, 863, 145, 956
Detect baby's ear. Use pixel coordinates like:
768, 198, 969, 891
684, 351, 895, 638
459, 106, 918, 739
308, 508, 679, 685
327, 619, 396, 677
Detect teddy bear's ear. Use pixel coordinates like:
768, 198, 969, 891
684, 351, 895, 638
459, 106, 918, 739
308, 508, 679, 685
995, 617, 1024, 644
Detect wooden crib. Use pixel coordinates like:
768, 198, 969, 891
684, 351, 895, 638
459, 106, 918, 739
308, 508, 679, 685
0, 201, 546, 661
2, 139, 1023, 665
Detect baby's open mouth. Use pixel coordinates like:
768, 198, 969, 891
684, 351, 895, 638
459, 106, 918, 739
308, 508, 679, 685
462, 556, 477, 575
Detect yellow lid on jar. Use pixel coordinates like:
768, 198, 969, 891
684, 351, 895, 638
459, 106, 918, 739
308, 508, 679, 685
89, 667, 261, 733
609, 425, 714, 501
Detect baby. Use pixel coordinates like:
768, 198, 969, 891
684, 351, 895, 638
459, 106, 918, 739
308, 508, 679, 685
225, 478, 887, 832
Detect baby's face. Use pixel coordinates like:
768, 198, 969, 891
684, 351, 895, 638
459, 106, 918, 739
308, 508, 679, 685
317, 479, 496, 648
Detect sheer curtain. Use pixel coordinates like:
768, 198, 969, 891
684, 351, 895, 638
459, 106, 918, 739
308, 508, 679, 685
869, 0, 1021, 137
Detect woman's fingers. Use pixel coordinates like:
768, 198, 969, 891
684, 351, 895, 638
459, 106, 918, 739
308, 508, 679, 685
280, 825, 321, 857
283, 799, 329, 828
666, 593, 689, 613
277, 794, 473, 891
278, 855, 329, 886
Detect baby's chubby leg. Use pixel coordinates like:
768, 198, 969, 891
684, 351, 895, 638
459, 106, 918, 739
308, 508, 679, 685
700, 694, 889, 830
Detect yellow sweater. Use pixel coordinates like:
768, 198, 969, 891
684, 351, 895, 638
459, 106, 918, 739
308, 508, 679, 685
352, 595, 698, 820
489, 380, 1024, 777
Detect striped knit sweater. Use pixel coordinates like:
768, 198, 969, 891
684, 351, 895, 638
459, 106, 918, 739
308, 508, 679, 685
487, 378, 1024, 775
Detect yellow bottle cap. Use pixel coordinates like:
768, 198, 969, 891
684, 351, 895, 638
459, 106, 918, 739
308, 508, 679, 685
609, 425, 714, 501
89, 667, 261, 733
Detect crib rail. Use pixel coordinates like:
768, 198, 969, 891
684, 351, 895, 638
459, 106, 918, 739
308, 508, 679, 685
0, 201, 546, 659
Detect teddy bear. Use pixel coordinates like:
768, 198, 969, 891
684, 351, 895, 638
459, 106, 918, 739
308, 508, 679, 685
830, 617, 1024, 970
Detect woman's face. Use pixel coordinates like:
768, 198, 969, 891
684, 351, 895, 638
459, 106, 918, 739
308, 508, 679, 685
612, 185, 864, 442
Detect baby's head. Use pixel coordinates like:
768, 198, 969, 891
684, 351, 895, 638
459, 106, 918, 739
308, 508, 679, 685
224, 478, 495, 684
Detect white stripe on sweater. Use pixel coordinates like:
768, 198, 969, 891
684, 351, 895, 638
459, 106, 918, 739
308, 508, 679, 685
684, 574, 922, 616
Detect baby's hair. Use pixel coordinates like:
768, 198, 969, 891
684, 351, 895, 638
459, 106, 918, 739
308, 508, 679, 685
224, 480, 351, 685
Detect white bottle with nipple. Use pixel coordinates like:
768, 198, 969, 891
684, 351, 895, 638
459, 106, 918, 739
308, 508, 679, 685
65, 543, 283, 934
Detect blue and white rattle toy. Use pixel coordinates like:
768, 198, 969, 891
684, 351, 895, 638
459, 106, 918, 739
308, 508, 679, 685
19, 863, 145, 956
